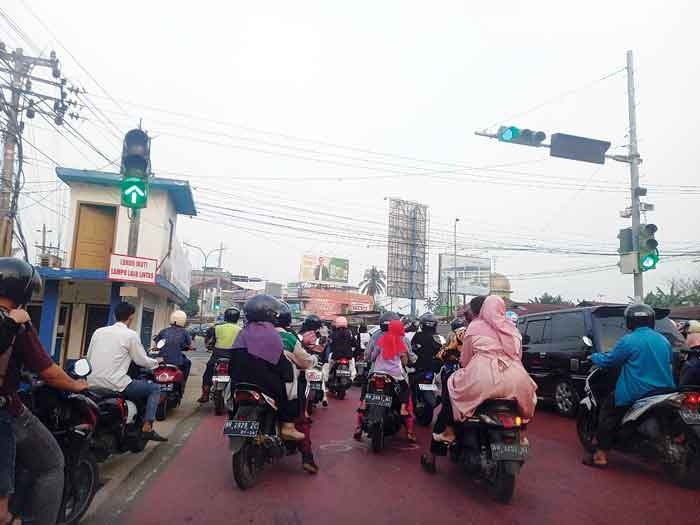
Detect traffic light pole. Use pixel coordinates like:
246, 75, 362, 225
127, 209, 140, 257
626, 50, 644, 302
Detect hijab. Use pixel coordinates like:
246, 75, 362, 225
465, 295, 522, 360
233, 321, 284, 365
378, 320, 406, 360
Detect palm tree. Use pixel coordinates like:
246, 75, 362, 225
359, 266, 386, 300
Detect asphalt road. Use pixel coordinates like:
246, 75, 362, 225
109, 388, 697, 525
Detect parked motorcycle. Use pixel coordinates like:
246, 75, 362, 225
225, 383, 300, 490
211, 357, 231, 415
360, 373, 406, 452
577, 365, 700, 486
305, 366, 324, 413
413, 370, 439, 426
423, 398, 529, 503
12, 358, 100, 525
328, 358, 352, 400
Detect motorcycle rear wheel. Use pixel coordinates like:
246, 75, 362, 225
664, 433, 700, 487
371, 423, 384, 453
233, 443, 260, 490
416, 405, 434, 427
156, 401, 167, 421
337, 389, 346, 400
214, 390, 225, 415
487, 461, 517, 504
57, 451, 99, 525
576, 405, 597, 453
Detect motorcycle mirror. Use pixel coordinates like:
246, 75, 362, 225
73, 358, 91, 378
582, 336, 594, 348
156, 339, 166, 349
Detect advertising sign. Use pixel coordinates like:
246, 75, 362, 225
386, 199, 428, 300
108, 253, 157, 284
300, 255, 349, 283
438, 254, 491, 296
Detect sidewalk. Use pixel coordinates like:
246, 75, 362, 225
82, 345, 212, 522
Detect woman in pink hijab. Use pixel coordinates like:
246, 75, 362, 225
434, 295, 537, 443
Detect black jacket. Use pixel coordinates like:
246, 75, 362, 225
330, 328, 354, 360
411, 330, 443, 372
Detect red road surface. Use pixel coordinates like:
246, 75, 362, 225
124, 389, 698, 525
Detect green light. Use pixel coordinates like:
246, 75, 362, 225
498, 126, 521, 142
639, 250, 659, 272
120, 176, 148, 209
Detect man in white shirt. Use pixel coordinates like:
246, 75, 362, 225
87, 302, 167, 442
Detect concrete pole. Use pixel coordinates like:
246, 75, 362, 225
0, 51, 22, 256
127, 209, 140, 257
626, 50, 643, 302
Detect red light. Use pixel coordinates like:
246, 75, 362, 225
338, 358, 349, 365
116, 398, 127, 419
216, 362, 229, 375
234, 390, 261, 403
685, 393, 700, 406
494, 413, 522, 428
372, 376, 386, 390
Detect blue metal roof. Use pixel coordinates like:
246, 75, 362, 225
55, 168, 197, 216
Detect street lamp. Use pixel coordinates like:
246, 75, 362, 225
184, 242, 226, 327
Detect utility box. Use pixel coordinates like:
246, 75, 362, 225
619, 252, 639, 274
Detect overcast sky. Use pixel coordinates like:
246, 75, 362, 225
3, 0, 700, 306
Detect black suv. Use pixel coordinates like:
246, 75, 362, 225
517, 306, 687, 417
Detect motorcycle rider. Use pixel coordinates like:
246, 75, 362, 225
275, 303, 320, 473
154, 310, 193, 383
445, 317, 466, 354
229, 295, 304, 441
87, 301, 168, 442
584, 304, 675, 468
198, 307, 241, 403
681, 331, 700, 387
0, 258, 87, 525
328, 316, 357, 385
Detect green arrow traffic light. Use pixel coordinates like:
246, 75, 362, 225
497, 126, 546, 146
498, 126, 521, 142
120, 176, 148, 209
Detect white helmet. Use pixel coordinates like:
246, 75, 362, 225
170, 310, 187, 327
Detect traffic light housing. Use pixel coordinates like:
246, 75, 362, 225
121, 129, 150, 178
213, 296, 221, 311
497, 126, 546, 147
638, 224, 659, 272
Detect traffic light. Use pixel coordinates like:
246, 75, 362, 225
213, 296, 221, 311
618, 228, 633, 254
497, 126, 546, 147
120, 129, 150, 209
638, 224, 659, 272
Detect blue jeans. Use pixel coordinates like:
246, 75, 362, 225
0, 409, 14, 497
124, 380, 161, 423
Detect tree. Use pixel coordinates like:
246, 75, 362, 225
529, 292, 565, 304
644, 278, 700, 308
359, 266, 386, 299
182, 287, 200, 318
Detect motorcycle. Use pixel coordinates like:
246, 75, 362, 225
305, 366, 324, 413
224, 383, 301, 490
12, 358, 100, 525
328, 358, 352, 400
359, 373, 406, 453
354, 358, 368, 387
424, 399, 529, 504
211, 357, 231, 415
413, 370, 439, 427
577, 365, 700, 486
149, 341, 186, 421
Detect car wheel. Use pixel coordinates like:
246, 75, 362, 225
554, 380, 580, 417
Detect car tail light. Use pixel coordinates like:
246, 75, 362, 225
493, 413, 522, 428
216, 361, 229, 375
372, 376, 386, 391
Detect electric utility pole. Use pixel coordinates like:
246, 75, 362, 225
626, 50, 644, 301
0, 44, 70, 256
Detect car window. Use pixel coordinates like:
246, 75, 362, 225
551, 312, 586, 343
525, 319, 549, 344
597, 315, 627, 353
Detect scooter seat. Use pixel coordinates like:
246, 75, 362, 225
234, 382, 264, 392
640, 387, 678, 398
477, 399, 518, 413
86, 387, 124, 400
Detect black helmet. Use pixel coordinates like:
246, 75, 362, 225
625, 303, 655, 331
419, 312, 438, 331
224, 307, 240, 323
243, 294, 281, 323
451, 317, 466, 331
300, 314, 322, 333
0, 258, 42, 306
275, 302, 292, 328
379, 311, 400, 332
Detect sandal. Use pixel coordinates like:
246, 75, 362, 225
407, 431, 417, 443
582, 453, 608, 469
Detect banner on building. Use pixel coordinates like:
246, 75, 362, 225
438, 254, 491, 297
108, 253, 157, 284
300, 255, 349, 284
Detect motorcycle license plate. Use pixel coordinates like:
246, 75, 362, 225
365, 393, 393, 407
490, 442, 528, 461
679, 408, 700, 424
310, 382, 323, 391
223, 419, 260, 437
336, 369, 351, 376
160, 383, 174, 392
418, 383, 437, 391
213, 376, 229, 383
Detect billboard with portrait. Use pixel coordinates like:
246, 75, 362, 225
300, 255, 349, 283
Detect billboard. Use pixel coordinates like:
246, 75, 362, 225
303, 288, 374, 320
438, 254, 491, 297
300, 255, 349, 283
386, 199, 428, 300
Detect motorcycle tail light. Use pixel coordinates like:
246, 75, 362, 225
372, 376, 386, 390
683, 393, 700, 409
234, 390, 261, 403
216, 362, 229, 375
116, 398, 127, 419
493, 414, 522, 428
338, 358, 350, 365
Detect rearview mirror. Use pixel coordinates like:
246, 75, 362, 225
73, 358, 91, 378
582, 336, 593, 348
156, 339, 166, 349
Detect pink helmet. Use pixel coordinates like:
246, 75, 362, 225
335, 316, 348, 328
687, 332, 700, 349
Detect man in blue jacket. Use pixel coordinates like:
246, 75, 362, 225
586, 304, 675, 468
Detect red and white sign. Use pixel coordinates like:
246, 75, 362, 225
108, 253, 157, 284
